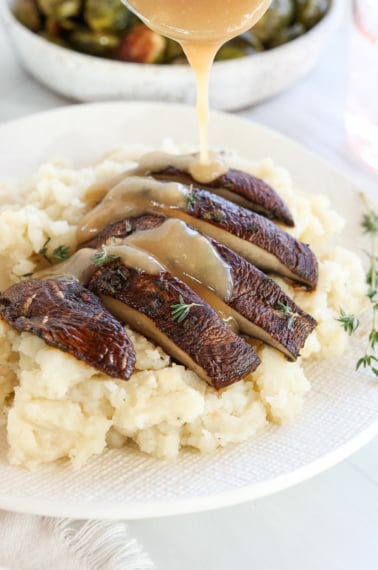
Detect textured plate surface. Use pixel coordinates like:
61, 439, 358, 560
0, 102, 376, 520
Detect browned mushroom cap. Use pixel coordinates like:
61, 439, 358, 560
178, 187, 318, 290
209, 239, 317, 360
80, 214, 317, 360
79, 214, 166, 249
0, 277, 136, 380
87, 259, 260, 390
79, 179, 317, 289
149, 165, 295, 227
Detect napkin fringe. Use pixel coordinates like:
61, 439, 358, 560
49, 518, 155, 570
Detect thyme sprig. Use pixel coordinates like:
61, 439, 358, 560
336, 308, 360, 336
91, 245, 120, 267
337, 193, 378, 378
52, 244, 71, 261
186, 186, 198, 210
277, 301, 299, 330
38, 237, 52, 264
171, 294, 201, 323
38, 237, 71, 264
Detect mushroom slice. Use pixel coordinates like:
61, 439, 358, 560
79, 213, 169, 249
84, 152, 294, 228
78, 177, 318, 289
181, 188, 318, 289
81, 215, 317, 360
86, 254, 260, 390
137, 154, 294, 226
209, 239, 317, 360
0, 277, 136, 380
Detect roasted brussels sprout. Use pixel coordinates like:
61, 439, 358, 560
215, 34, 263, 61
164, 38, 184, 64
84, 0, 130, 33
37, 0, 81, 20
13, 0, 332, 63
45, 16, 77, 34
269, 22, 306, 48
296, 0, 330, 29
39, 30, 68, 46
68, 29, 120, 56
13, 0, 41, 32
114, 24, 166, 63
252, 0, 295, 43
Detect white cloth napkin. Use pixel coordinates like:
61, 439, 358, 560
0, 511, 155, 570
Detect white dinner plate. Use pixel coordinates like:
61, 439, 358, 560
0, 102, 376, 520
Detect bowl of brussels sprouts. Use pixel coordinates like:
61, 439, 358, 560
2, 0, 341, 110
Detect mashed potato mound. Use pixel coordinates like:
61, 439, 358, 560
0, 145, 366, 468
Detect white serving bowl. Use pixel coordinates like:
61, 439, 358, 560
1, 0, 341, 110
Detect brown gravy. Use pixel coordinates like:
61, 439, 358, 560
36, 245, 164, 283
79, 176, 189, 242
125, 0, 271, 174
84, 150, 229, 207
124, 218, 233, 300
135, 151, 228, 184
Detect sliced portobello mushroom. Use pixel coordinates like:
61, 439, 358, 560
208, 238, 317, 360
0, 277, 136, 380
84, 152, 294, 226
180, 187, 318, 289
78, 177, 318, 289
134, 152, 295, 226
81, 215, 317, 360
86, 251, 260, 390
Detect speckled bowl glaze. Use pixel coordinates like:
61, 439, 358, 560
2, 0, 341, 110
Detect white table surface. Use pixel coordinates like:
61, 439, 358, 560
1, 8, 378, 570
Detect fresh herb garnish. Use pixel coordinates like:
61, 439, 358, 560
361, 209, 378, 235
171, 294, 201, 323
336, 308, 360, 335
51, 244, 71, 261
186, 187, 197, 210
277, 301, 299, 330
38, 237, 71, 264
38, 237, 52, 264
91, 245, 120, 267
337, 194, 378, 379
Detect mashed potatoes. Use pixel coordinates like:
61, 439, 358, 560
0, 145, 367, 468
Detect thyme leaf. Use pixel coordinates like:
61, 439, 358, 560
186, 186, 198, 210
336, 308, 360, 335
277, 301, 299, 330
91, 245, 120, 267
38, 237, 70, 264
52, 244, 71, 261
171, 294, 201, 323
337, 193, 378, 379
38, 237, 52, 264
361, 210, 378, 235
